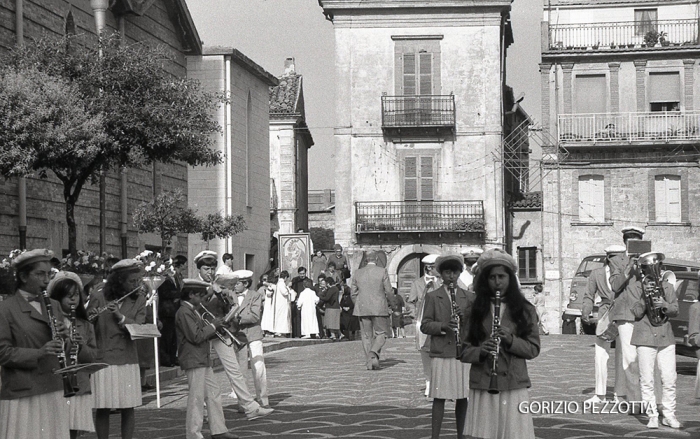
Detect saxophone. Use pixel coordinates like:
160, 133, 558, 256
488, 290, 502, 395
40, 290, 77, 397
448, 282, 462, 359
67, 305, 80, 393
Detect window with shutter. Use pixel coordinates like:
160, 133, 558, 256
655, 175, 681, 222
518, 247, 538, 281
420, 157, 434, 201
419, 53, 432, 95
403, 54, 416, 96
404, 156, 417, 201
578, 175, 604, 222
404, 155, 435, 202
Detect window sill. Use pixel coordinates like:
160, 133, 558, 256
570, 221, 614, 226
646, 222, 691, 227
519, 279, 541, 285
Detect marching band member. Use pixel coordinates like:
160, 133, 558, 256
420, 254, 471, 439
608, 227, 645, 407
49, 272, 101, 439
582, 245, 626, 403
462, 248, 539, 439
176, 279, 238, 439
87, 258, 146, 439
630, 262, 680, 429
687, 301, 700, 399
457, 247, 482, 291
231, 270, 274, 412
0, 249, 70, 439
408, 254, 441, 397
193, 251, 271, 420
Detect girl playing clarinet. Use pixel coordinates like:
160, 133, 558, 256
462, 248, 539, 439
0, 249, 70, 439
49, 271, 101, 439
420, 254, 472, 439
87, 259, 146, 439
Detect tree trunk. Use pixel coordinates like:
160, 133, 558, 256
65, 196, 78, 259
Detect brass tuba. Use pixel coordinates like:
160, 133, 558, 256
637, 252, 672, 327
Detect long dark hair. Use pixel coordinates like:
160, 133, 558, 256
467, 264, 533, 346
102, 270, 138, 301
49, 277, 88, 320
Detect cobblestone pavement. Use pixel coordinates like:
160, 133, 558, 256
82, 335, 700, 438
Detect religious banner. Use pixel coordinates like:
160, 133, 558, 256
278, 233, 311, 275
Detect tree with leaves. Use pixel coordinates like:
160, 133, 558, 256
199, 212, 247, 249
0, 34, 223, 257
132, 189, 201, 254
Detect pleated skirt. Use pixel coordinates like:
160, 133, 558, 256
464, 388, 535, 439
92, 363, 142, 409
429, 357, 470, 400
68, 393, 95, 432
0, 390, 70, 439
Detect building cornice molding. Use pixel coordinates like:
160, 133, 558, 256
329, 13, 505, 28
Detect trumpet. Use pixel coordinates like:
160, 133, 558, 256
88, 284, 145, 323
488, 290, 502, 395
40, 290, 77, 397
198, 303, 246, 350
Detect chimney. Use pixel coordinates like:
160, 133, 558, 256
283, 57, 296, 76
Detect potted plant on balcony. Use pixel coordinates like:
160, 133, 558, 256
609, 41, 616, 49
659, 31, 669, 47
644, 30, 660, 47
591, 41, 600, 50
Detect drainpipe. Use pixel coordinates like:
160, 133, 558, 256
91, 0, 108, 254
16, 0, 26, 250
118, 17, 128, 258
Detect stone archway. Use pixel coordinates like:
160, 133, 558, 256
386, 244, 443, 286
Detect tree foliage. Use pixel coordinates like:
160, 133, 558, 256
0, 34, 224, 256
132, 189, 201, 254
199, 212, 247, 247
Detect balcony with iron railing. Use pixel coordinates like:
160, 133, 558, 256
381, 95, 456, 139
546, 19, 699, 51
355, 201, 484, 235
558, 111, 700, 145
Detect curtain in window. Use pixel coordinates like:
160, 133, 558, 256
655, 175, 681, 222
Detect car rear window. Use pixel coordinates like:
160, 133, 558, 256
681, 279, 699, 302
575, 257, 605, 277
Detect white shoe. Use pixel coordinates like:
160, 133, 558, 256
647, 416, 659, 429
584, 395, 602, 404
424, 380, 430, 397
228, 391, 238, 399
661, 415, 681, 429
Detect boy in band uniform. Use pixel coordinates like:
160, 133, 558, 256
582, 245, 626, 403
176, 279, 238, 439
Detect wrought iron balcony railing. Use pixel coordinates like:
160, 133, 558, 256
548, 19, 698, 51
355, 201, 484, 233
381, 95, 456, 128
558, 111, 700, 144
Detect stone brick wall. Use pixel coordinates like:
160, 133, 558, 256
0, 0, 190, 258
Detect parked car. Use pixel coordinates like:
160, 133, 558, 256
669, 271, 700, 358
564, 254, 700, 337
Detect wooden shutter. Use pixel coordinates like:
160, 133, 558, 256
403, 54, 416, 96
418, 52, 432, 95
579, 176, 604, 222
575, 75, 606, 114
420, 156, 434, 200
655, 175, 681, 222
404, 156, 417, 201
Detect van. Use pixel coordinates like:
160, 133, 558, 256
564, 254, 700, 335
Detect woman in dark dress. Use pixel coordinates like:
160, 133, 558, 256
339, 276, 359, 340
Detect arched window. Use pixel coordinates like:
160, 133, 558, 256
65, 10, 76, 36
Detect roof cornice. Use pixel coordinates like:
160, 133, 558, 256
202, 47, 278, 86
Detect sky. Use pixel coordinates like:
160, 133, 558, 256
186, 0, 543, 190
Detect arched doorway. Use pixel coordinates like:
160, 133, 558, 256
397, 253, 428, 299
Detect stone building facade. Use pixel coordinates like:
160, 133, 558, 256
539, 0, 700, 331
269, 58, 314, 235
187, 48, 278, 277
0, 0, 200, 258
318, 0, 517, 296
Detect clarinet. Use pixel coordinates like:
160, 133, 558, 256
488, 290, 501, 395
67, 305, 80, 392
40, 290, 77, 397
448, 282, 462, 359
